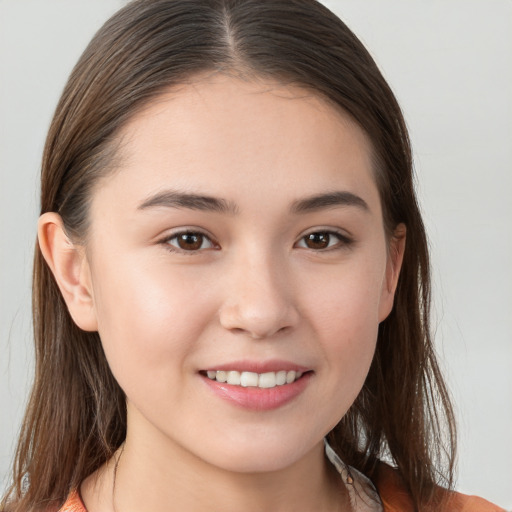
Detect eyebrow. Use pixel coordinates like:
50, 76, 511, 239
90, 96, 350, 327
138, 190, 239, 214
138, 189, 369, 215
290, 191, 369, 214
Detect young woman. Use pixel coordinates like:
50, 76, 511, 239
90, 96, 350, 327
0, 1, 505, 511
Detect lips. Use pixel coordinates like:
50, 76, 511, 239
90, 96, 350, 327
200, 361, 312, 411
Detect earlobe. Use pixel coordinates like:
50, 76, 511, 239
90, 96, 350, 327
38, 213, 98, 332
378, 223, 406, 322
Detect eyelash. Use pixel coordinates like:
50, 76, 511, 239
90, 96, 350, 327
161, 230, 218, 254
294, 230, 353, 251
160, 229, 353, 254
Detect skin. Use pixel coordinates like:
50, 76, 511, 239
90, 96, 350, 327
39, 75, 405, 512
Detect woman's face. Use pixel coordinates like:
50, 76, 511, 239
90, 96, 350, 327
81, 75, 403, 473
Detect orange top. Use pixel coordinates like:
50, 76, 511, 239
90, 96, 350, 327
58, 490, 85, 512
374, 464, 505, 512
58, 471, 505, 512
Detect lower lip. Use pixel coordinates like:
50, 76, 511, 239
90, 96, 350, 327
201, 373, 312, 411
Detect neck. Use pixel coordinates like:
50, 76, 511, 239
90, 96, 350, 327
117, 438, 346, 512
82, 432, 349, 512
81, 400, 351, 512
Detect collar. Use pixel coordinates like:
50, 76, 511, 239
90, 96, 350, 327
325, 439, 383, 512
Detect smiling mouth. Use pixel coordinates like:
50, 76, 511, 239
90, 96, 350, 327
200, 370, 306, 389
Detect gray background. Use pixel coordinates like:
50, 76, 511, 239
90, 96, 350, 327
1, 0, 511, 507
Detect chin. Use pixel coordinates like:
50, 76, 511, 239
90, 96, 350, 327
197, 431, 320, 474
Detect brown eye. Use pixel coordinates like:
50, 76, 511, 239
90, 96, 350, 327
304, 232, 331, 249
167, 232, 214, 251
296, 231, 350, 250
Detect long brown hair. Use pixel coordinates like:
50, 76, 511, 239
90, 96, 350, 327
2, 1, 456, 510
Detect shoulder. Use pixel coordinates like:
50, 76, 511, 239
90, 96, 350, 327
373, 463, 506, 512
57, 490, 87, 512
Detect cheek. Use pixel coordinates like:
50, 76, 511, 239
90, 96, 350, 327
319, 287, 379, 378
304, 259, 385, 396
309, 254, 385, 336
89, 254, 216, 385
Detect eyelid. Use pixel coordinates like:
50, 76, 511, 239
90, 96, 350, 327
159, 227, 219, 254
157, 226, 353, 254
294, 228, 354, 250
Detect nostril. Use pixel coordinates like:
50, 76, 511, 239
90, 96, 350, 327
218, 290, 300, 339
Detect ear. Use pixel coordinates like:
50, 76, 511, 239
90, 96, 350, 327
38, 212, 98, 331
378, 223, 406, 322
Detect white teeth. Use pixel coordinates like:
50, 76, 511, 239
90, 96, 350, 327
240, 371, 259, 387
276, 370, 287, 386
259, 372, 276, 388
227, 371, 241, 385
205, 369, 304, 388
216, 370, 227, 383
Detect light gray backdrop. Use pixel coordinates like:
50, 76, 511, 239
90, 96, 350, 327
1, 0, 511, 507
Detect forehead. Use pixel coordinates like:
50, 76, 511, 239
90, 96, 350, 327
95, 75, 379, 214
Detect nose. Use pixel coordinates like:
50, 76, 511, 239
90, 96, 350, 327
218, 253, 300, 339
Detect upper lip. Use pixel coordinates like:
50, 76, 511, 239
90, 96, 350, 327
201, 359, 310, 374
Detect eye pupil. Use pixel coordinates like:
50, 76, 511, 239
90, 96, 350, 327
305, 232, 330, 249
178, 233, 203, 250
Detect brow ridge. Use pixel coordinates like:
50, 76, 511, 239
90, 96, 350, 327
291, 191, 369, 213
138, 190, 238, 214
138, 189, 368, 215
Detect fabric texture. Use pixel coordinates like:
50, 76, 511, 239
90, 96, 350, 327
324, 439, 382, 511
374, 463, 505, 512
57, 490, 85, 512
